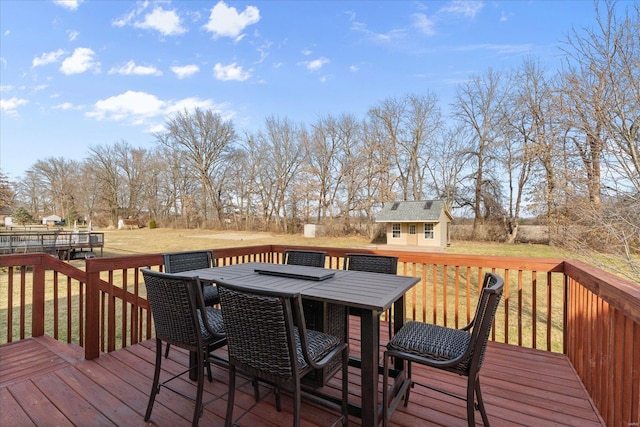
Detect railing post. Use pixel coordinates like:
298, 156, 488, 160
85, 258, 101, 360
32, 258, 45, 337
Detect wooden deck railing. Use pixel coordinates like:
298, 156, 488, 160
1, 244, 638, 425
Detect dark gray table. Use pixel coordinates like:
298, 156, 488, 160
188, 262, 420, 426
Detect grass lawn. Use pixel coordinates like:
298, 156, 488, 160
97, 227, 571, 259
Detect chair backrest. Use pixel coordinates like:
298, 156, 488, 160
344, 253, 398, 275
141, 268, 206, 352
216, 281, 303, 383
283, 250, 326, 268
163, 250, 213, 274
467, 272, 504, 372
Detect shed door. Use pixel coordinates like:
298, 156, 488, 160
408, 223, 418, 245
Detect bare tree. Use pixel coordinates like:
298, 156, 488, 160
425, 125, 473, 209
453, 69, 510, 239
113, 142, 147, 219
75, 163, 102, 225
87, 144, 123, 226
368, 93, 442, 201
360, 118, 399, 236
15, 170, 46, 217
256, 116, 305, 233
155, 108, 236, 224
30, 157, 80, 222
304, 115, 347, 222
591, 1, 640, 193
0, 171, 14, 211
557, 1, 639, 279
333, 114, 363, 231
499, 59, 553, 243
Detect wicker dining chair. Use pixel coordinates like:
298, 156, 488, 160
215, 279, 349, 427
282, 249, 327, 267
163, 250, 219, 359
344, 253, 398, 337
141, 268, 226, 427
283, 248, 347, 388
382, 272, 504, 427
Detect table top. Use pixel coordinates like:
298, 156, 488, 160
184, 262, 420, 312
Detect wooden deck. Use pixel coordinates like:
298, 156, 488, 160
1, 320, 604, 427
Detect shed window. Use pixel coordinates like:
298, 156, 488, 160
392, 223, 401, 238
424, 223, 434, 239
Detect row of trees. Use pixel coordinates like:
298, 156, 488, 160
1, 2, 637, 278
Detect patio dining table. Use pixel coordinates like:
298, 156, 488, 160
185, 261, 420, 426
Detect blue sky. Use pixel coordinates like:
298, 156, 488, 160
1, 0, 601, 181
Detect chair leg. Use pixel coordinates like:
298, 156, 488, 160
192, 348, 205, 427
404, 361, 412, 407
341, 348, 349, 426
205, 349, 213, 382
293, 383, 301, 427
164, 342, 171, 358
466, 376, 476, 427
252, 377, 260, 402
275, 386, 282, 412
225, 365, 236, 427
475, 380, 490, 426
145, 339, 163, 421
382, 352, 390, 427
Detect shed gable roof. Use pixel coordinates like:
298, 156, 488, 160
376, 200, 450, 222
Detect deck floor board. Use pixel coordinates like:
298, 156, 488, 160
0, 319, 604, 427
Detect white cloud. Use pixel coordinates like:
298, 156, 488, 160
52, 102, 75, 110
134, 7, 186, 36
68, 30, 79, 41
32, 49, 65, 68
213, 62, 251, 81
112, 2, 148, 28
53, 0, 83, 11
413, 13, 436, 35
440, 1, 484, 18
256, 40, 272, 64
108, 60, 162, 76
204, 1, 260, 40
453, 43, 533, 54
0, 85, 14, 92
302, 48, 312, 56
31, 84, 48, 93
305, 57, 329, 72
86, 90, 165, 122
60, 47, 99, 74
86, 91, 232, 127
351, 21, 407, 44
171, 64, 200, 79
0, 97, 28, 115
349, 65, 359, 72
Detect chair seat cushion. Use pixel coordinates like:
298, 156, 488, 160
295, 329, 341, 370
198, 307, 225, 338
202, 285, 219, 306
388, 321, 471, 362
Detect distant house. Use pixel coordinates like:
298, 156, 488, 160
42, 214, 62, 226
376, 200, 452, 251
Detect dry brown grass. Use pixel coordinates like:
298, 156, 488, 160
99, 228, 375, 257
